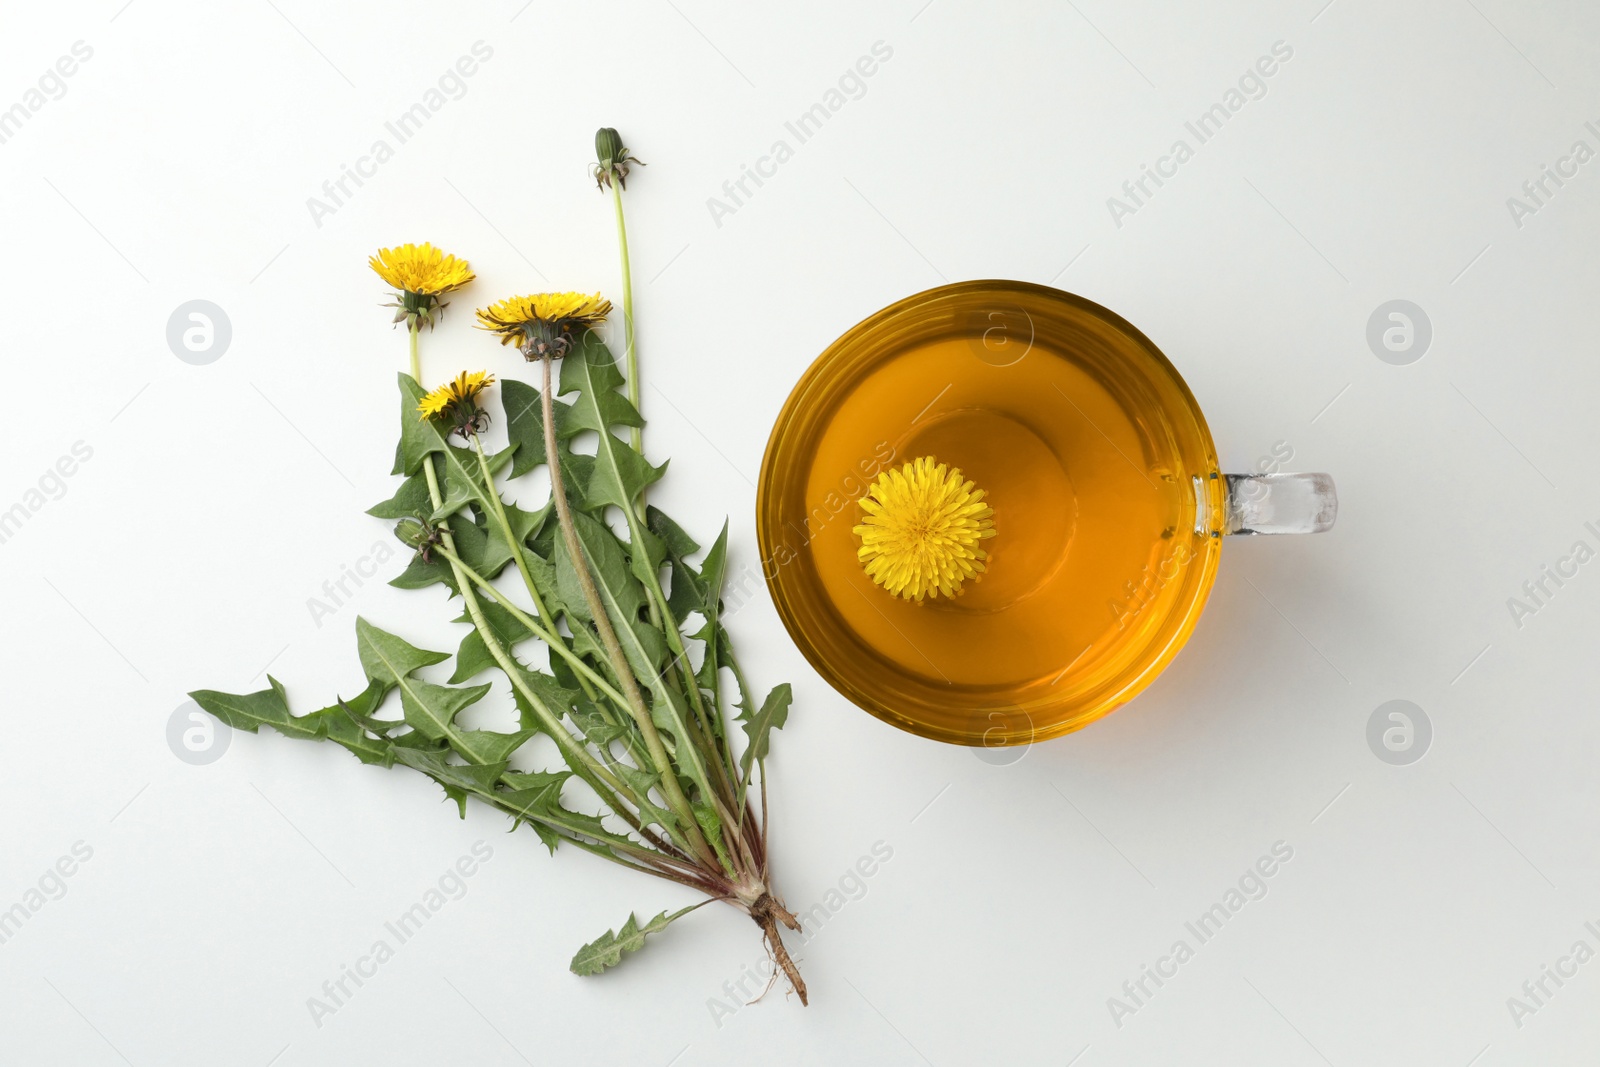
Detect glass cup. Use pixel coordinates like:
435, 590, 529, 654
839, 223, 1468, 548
756, 281, 1336, 747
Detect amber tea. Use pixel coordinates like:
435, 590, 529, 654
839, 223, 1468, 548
758, 282, 1233, 745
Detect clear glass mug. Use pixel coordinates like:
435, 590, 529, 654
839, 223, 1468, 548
756, 281, 1336, 747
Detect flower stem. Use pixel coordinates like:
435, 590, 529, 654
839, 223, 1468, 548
542, 352, 717, 870
432, 543, 626, 707
468, 432, 557, 630
611, 181, 641, 454
400, 323, 669, 845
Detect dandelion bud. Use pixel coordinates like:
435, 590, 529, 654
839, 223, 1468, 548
591, 127, 644, 191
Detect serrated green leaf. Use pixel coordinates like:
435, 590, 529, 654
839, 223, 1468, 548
559, 332, 665, 511
693, 801, 733, 872
456, 497, 550, 586
394, 373, 447, 476
495, 770, 614, 852
432, 442, 516, 522
388, 551, 459, 594
570, 906, 699, 976
446, 509, 507, 583
501, 769, 571, 796
608, 762, 680, 835
556, 511, 666, 682
398, 677, 489, 743
189, 676, 322, 740
628, 522, 668, 593
551, 509, 719, 819
558, 332, 645, 433
459, 728, 536, 764
450, 600, 534, 683
321, 719, 394, 766
526, 822, 562, 853
322, 681, 396, 765
355, 618, 450, 687
699, 524, 730, 617
572, 700, 631, 749
646, 506, 700, 560
497, 769, 572, 848
368, 471, 433, 522
502, 378, 579, 479
392, 746, 509, 818
506, 663, 581, 734
739, 683, 792, 777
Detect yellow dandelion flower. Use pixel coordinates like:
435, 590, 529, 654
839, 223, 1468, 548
370, 243, 474, 331
476, 292, 612, 358
369, 243, 476, 296
417, 370, 495, 426
854, 456, 996, 602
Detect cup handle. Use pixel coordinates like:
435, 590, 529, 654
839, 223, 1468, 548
1221, 472, 1337, 535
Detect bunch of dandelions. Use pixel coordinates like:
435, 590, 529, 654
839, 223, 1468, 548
191, 129, 808, 1002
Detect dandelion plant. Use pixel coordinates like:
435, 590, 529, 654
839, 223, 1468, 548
191, 130, 807, 1002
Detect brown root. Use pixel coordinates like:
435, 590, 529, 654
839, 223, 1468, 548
751, 892, 808, 1005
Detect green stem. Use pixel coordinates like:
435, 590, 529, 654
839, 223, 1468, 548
542, 352, 717, 870
468, 432, 557, 630
727, 647, 761, 813
430, 540, 667, 804
618, 504, 709, 720
454, 563, 637, 803
611, 180, 641, 454
403, 327, 659, 840
433, 543, 628, 710
476, 780, 707, 887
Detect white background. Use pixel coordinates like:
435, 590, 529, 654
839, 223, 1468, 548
2, 1, 1598, 1064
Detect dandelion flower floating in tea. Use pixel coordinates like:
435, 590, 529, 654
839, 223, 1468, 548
854, 455, 996, 601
